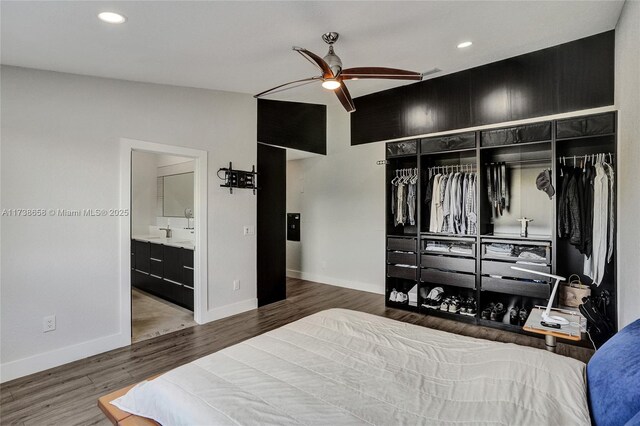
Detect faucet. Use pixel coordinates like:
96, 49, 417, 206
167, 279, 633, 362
159, 226, 172, 238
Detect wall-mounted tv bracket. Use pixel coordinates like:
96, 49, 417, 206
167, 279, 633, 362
218, 162, 258, 194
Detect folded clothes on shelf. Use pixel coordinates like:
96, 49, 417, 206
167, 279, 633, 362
425, 242, 451, 252
514, 246, 547, 261
485, 243, 514, 256
449, 244, 473, 255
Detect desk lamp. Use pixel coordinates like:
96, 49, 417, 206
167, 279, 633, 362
511, 266, 569, 326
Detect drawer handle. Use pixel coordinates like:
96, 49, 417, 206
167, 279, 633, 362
183, 266, 194, 270
134, 269, 149, 275
164, 278, 183, 286
150, 274, 162, 279
150, 258, 162, 262
183, 285, 194, 290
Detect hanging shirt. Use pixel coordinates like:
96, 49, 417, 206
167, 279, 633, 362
429, 174, 442, 233
585, 162, 608, 285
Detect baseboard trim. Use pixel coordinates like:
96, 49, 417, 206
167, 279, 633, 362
200, 298, 258, 324
289, 270, 384, 295
0, 332, 129, 383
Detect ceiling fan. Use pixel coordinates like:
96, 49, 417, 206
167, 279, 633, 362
254, 32, 424, 113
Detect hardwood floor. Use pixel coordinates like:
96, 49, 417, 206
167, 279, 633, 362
0, 278, 594, 425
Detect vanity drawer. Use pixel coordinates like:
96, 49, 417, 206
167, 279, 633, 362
149, 243, 163, 261
182, 265, 194, 287
388, 252, 417, 266
387, 265, 417, 280
421, 269, 476, 289
482, 261, 550, 281
149, 258, 163, 277
180, 248, 194, 268
421, 255, 475, 273
481, 276, 550, 299
387, 237, 417, 252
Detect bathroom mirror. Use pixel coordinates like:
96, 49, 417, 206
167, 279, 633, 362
163, 172, 194, 217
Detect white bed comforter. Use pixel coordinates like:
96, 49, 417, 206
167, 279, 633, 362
113, 309, 590, 425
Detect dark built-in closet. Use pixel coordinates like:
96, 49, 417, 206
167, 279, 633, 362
385, 112, 617, 338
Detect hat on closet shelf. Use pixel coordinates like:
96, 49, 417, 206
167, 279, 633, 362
536, 169, 555, 199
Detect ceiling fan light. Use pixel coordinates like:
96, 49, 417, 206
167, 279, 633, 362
322, 79, 341, 90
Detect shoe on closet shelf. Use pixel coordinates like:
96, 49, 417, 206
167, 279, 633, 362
518, 307, 529, 326
461, 298, 477, 316
419, 286, 429, 301
440, 298, 450, 311
448, 297, 460, 313
510, 306, 520, 325
490, 303, 506, 321
481, 303, 495, 320
389, 289, 398, 302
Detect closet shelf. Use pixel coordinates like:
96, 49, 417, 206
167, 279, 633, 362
481, 234, 552, 243
421, 307, 477, 323
420, 232, 477, 242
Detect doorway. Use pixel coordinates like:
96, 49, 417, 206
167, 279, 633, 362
130, 151, 197, 342
119, 138, 208, 345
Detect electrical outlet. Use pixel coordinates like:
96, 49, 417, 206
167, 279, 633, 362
233, 280, 240, 291
243, 226, 255, 236
43, 315, 56, 333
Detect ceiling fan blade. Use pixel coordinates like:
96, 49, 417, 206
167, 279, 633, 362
341, 67, 423, 81
293, 47, 334, 78
335, 81, 356, 113
254, 76, 322, 98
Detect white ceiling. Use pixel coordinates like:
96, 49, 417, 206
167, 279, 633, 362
1, 1, 624, 106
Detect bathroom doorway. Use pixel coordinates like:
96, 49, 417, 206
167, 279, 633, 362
119, 139, 208, 345
130, 152, 197, 342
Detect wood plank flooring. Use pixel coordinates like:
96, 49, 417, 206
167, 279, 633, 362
0, 278, 594, 425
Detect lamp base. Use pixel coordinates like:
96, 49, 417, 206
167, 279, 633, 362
541, 313, 569, 326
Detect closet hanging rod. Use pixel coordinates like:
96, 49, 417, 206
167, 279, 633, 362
484, 158, 551, 165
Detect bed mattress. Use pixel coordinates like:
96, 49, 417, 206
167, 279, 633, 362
113, 308, 590, 425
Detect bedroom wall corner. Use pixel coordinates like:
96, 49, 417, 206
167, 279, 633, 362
285, 105, 386, 295
615, 0, 640, 329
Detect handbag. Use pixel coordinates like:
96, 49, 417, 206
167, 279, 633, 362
559, 274, 591, 307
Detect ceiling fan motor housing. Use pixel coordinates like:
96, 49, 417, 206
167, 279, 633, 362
323, 45, 343, 77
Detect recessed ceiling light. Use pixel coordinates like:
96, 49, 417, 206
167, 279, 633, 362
98, 12, 127, 24
457, 41, 473, 49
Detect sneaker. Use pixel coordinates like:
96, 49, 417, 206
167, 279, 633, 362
490, 303, 506, 321
509, 306, 520, 325
448, 297, 460, 313
389, 289, 398, 302
481, 303, 495, 320
519, 307, 529, 326
440, 298, 450, 311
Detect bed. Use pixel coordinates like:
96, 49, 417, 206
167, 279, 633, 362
99, 309, 640, 425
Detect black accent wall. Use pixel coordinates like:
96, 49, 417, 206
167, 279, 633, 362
257, 99, 327, 155
257, 143, 287, 307
351, 31, 614, 145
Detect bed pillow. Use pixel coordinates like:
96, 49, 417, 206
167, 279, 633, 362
587, 318, 640, 426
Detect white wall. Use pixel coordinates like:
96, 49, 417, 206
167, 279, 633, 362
0, 66, 258, 381
286, 159, 303, 273
131, 151, 159, 235
285, 106, 386, 294
615, 0, 640, 328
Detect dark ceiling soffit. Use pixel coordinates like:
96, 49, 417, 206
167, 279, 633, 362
257, 98, 327, 155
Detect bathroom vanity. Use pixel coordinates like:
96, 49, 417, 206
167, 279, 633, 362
131, 236, 194, 311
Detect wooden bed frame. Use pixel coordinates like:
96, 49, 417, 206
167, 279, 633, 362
98, 378, 159, 426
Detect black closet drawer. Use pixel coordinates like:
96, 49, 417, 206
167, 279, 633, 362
421, 255, 475, 274
420, 132, 475, 153
480, 122, 551, 147
387, 265, 417, 280
482, 261, 550, 281
421, 269, 476, 289
388, 252, 417, 266
386, 140, 418, 157
181, 248, 194, 268
481, 277, 550, 299
556, 113, 615, 139
387, 237, 417, 252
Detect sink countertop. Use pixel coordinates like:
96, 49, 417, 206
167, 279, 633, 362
132, 235, 195, 250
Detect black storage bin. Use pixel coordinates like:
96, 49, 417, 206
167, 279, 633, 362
556, 113, 615, 139
420, 132, 475, 153
386, 140, 418, 157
